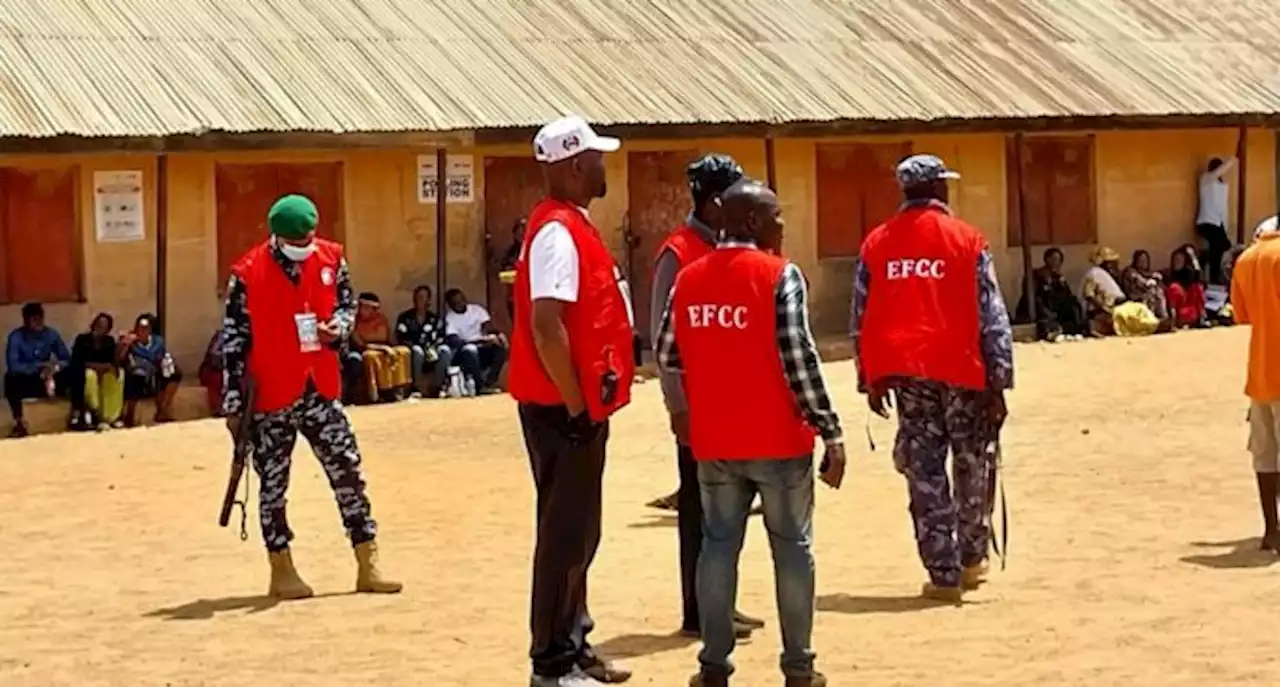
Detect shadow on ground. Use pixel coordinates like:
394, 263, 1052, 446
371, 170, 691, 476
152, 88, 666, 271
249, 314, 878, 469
817, 593, 965, 615
1180, 538, 1279, 570
593, 632, 698, 660
144, 592, 352, 620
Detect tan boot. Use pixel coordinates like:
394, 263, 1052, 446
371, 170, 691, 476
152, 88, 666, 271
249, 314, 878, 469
267, 549, 315, 600
354, 540, 403, 594
961, 561, 990, 590
921, 581, 964, 604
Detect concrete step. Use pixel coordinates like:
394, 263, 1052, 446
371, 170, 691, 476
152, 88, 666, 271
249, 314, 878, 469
2, 384, 215, 438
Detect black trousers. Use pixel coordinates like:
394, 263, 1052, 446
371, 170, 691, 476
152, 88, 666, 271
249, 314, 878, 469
676, 442, 702, 630
1196, 222, 1232, 284
520, 403, 609, 678
4, 370, 69, 420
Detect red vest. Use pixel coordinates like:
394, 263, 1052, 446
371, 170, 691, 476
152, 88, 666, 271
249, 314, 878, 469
231, 239, 345, 413
858, 205, 987, 391
508, 198, 636, 421
656, 223, 714, 270
673, 248, 816, 460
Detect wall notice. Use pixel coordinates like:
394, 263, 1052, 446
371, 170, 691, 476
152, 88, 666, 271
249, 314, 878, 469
418, 154, 475, 204
94, 170, 145, 242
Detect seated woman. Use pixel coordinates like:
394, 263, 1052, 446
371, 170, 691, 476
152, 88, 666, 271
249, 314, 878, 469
1081, 246, 1127, 336
68, 312, 124, 430
348, 293, 413, 403
118, 313, 182, 427
198, 329, 225, 417
394, 285, 455, 398
1121, 250, 1169, 321
1165, 245, 1207, 328
1017, 247, 1086, 340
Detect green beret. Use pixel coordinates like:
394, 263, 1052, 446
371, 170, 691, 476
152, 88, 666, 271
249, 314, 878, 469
268, 194, 319, 239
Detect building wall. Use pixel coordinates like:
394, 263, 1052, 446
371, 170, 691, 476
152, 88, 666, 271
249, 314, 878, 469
0, 153, 158, 361
2, 126, 1275, 377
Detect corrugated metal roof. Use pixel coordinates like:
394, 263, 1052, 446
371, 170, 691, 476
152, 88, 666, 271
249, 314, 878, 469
1, 0, 1279, 138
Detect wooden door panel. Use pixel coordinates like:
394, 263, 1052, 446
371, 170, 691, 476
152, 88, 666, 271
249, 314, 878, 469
816, 145, 863, 258
627, 150, 696, 342
4, 168, 79, 302
276, 162, 342, 241
483, 156, 543, 333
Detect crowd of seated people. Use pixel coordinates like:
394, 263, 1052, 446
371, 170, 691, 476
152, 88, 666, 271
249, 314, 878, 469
4, 305, 183, 437
1021, 238, 1242, 341
333, 285, 508, 405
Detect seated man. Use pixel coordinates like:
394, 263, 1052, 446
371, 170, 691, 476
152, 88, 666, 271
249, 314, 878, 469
443, 288, 508, 393
394, 285, 455, 397
4, 302, 71, 437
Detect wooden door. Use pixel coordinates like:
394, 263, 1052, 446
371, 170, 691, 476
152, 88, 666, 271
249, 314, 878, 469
626, 150, 696, 343
483, 157, 544, 333
1, 167, 80, 303
816, 142, 911, 258
215, 162, 343, 286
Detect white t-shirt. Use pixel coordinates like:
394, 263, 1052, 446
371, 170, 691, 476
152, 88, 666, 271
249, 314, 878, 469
1197, 171, 1229, 227
527, 221, 581, 302
445, 303, 491, 342
525, 216, 636, 328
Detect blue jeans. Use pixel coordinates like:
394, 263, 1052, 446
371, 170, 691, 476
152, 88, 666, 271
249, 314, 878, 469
410, 344, 453, 392
697, 457, 816, 678
447, 336, 508, 390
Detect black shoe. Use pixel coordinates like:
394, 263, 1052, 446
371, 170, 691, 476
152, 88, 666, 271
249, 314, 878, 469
8, 422, 29, 438
784, 672, 827, 687
688, 671, 729, 687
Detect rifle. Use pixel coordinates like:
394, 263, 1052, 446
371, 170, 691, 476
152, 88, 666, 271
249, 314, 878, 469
218, 381, 257, 541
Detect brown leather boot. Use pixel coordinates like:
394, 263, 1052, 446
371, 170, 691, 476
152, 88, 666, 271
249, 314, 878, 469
961, 561, 990, 590
267, 549, 315, 600
784, 672, 827, 687
354, 540, 403, 593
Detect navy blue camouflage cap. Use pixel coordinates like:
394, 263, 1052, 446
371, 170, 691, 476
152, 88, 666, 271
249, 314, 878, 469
896, 154, 961, 188
687, 154, 746, 204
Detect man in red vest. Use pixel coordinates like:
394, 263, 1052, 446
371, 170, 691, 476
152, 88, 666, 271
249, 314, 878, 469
508, 115, 637, 687
221, 194, 400, 600
656, 180, 846, 687
851, 154, 1013, 603
649, 154, 764, 641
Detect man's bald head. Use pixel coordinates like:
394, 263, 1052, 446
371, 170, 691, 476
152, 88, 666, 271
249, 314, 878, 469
721, 179, 783, 249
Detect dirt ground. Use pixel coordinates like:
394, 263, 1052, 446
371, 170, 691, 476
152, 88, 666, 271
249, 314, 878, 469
1, 327, 1277, 686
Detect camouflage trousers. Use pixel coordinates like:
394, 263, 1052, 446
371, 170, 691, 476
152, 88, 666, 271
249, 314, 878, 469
892, 380, 998, 588
250, 387, 378, 552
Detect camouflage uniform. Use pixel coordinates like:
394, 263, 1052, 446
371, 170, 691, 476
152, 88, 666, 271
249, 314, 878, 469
222, 242, 377, 552
850, 191, 1014, 588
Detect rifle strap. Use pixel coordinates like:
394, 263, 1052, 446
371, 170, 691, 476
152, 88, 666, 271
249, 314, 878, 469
235, 463, 251, 542
989, 442, 1008, 570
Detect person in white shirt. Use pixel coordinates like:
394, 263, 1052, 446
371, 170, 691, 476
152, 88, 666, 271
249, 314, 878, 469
443, 288, 508, 392
1196, 156, 1237, 284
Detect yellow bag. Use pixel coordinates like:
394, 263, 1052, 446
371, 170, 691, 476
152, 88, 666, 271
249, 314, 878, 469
1113, 301, 1159, 337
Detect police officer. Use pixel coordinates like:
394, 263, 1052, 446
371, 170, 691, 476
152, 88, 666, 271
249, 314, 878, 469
850, 154, 1013, 602
649, 155, 763, 640
657, 180, 846, 687
508, 115, 637, 687
221, 194, 401, 599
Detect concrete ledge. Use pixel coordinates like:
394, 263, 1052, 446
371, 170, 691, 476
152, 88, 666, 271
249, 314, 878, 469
2, 384, 214, 438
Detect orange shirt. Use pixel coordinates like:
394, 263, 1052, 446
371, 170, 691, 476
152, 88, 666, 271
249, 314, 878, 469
1231, 234, 1280, 402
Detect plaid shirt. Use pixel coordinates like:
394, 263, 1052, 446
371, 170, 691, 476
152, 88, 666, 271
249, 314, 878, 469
654, 240, 844, 447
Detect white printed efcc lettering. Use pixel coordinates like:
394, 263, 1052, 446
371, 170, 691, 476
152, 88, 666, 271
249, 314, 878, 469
686, 304, 749, 330
885, 258, 946, 280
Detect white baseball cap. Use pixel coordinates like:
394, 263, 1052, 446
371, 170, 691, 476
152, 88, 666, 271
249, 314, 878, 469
533, 115, 620, 164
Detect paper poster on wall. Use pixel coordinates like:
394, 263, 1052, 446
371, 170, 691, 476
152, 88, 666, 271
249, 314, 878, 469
418, 154, 475, 204
93, 170, 145, 242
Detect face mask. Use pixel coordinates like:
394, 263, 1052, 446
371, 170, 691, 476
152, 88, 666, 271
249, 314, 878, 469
278, 240, 317, 262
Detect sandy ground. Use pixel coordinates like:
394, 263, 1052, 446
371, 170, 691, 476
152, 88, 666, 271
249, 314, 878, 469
1, 327, 1277, 686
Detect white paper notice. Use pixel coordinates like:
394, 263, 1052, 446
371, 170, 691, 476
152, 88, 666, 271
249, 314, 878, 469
94, 170, 145, 242
417, 154, 475, 204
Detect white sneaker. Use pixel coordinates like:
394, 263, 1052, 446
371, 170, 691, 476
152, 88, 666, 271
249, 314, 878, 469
529, 668, 606, 686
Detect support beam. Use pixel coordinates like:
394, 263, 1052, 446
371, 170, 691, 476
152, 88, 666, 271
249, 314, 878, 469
155, 154, 169, 336
435, 147, 448, 315
1236, 126, 1249, 244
